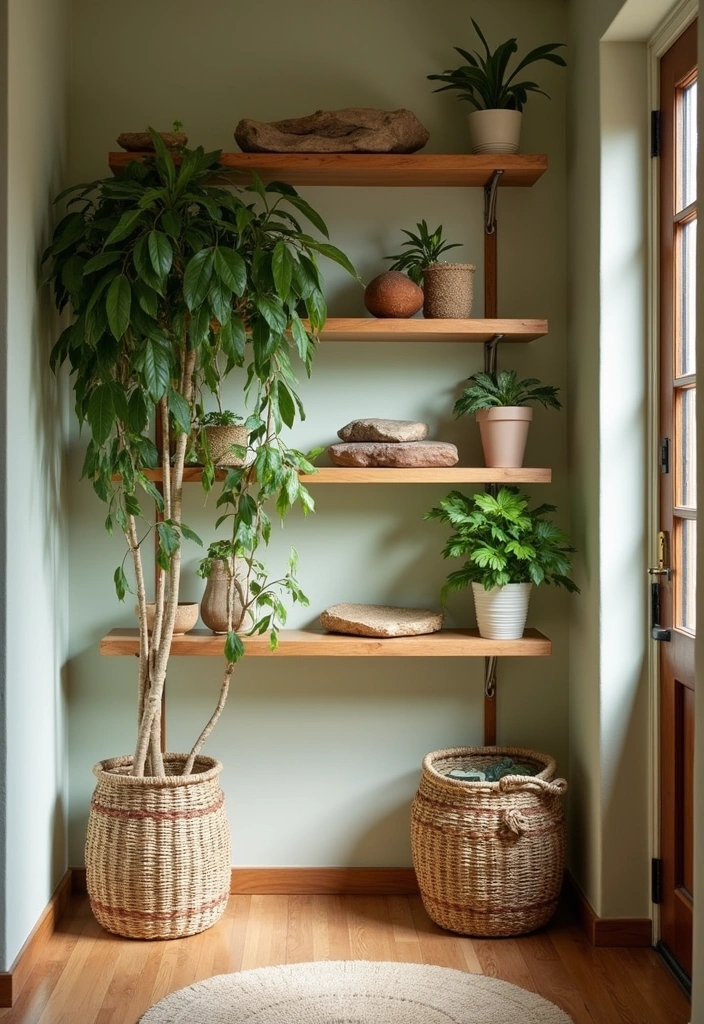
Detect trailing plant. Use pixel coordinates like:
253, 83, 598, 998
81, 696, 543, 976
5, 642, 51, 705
384, 220, 462, 286
427, 19, 566, 111
453, 370, 561, 417
43, 128, 358, 779
425, 487, 579, 595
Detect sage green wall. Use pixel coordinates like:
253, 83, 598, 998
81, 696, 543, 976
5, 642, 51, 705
66, 0, 569, 868
3, 0, 69, 969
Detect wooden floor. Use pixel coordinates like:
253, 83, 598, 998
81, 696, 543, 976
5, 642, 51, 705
0, 895, 690, 1024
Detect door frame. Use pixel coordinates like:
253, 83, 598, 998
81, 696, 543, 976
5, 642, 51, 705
648, 0, 698, 943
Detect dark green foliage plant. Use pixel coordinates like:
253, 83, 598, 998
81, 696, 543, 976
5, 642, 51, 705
200, 410, 244, 427
43, 128, 358, 777
425, 487, 579, 595
384, 220, 462, 286
427, 19, 566, 111
453, 370, 561, 417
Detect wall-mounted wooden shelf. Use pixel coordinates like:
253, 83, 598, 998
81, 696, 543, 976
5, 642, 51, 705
141, 467, 552, 485
306, 318, 547, 342
108, 152, 548, 189
100, 627, 552, 658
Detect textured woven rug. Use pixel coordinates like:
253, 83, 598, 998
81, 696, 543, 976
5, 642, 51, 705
139, 960, 573, 1023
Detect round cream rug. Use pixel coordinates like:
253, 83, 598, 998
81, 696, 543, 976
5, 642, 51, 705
139, 960, 573, 1023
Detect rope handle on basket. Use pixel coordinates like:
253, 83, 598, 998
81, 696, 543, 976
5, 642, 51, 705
498, 775, 568, 797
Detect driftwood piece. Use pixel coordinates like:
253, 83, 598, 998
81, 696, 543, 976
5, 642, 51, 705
234, 108, 429, 154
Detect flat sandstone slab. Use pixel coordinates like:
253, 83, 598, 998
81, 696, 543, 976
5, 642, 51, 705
328, 441, 458, 468
320, 603, 444, 638
337, 418, 429, 443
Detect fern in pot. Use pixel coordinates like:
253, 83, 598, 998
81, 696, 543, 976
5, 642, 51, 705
454, 369, 561, 468
427, 18, 566, 154
43, 130, 357, 938
385, 219, 474, 319
426, 487, 578, 639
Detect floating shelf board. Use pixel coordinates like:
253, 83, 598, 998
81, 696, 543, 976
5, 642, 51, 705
108, 152, 548, 188
304, 318, 548, 343
141, 467, 552, 485
100, 627, 552, 658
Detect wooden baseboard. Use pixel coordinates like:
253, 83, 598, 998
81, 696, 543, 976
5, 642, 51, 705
563, 872, 652, 947
0, 870, 73, 1007
72, 866, 419, 897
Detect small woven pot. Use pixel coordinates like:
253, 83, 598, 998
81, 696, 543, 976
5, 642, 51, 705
86, 754, 231, 939
204, 424, 248, 466
411, 746, 567, 937
422, 264, 475, 318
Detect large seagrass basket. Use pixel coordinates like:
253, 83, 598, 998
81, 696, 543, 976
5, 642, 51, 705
86, 753, 231, 939
411, 746, 567, 937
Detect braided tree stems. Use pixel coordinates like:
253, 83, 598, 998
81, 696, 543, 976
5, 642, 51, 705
131, 347, 197, 779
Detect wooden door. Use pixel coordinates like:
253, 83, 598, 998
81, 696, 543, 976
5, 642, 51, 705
658, 18, 697, 980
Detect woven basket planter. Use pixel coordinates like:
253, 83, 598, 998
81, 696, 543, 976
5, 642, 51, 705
204, 424, 248, 466
86, 753, 231, 940
422, 263, 475, 318
411, 746, 567, 937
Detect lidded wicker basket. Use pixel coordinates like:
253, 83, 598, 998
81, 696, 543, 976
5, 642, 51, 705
85, 754, 231, 939
411, 746, 567, 937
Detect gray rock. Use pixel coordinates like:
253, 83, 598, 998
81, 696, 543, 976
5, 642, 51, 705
337, 418, 429, 443
235, 108, 430, 154
320, 603, 444, 638
328, 441, 458, 468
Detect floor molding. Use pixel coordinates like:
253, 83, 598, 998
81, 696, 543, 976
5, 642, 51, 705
72, 866, 419, 897
563, 871, 653, 947
0, 869, 73, 1007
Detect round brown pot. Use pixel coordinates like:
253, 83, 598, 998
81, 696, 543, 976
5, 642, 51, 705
85, 754, 231, 939
364, 271, 424, 318
476, 406, 533, 468
422, 263, 475, 318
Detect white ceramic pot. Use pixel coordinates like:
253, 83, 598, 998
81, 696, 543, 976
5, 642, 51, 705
472, 582, 532, 639
476, 406, 532, 468
467, 109, 522, 155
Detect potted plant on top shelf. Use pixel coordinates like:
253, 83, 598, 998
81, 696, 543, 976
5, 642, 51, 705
427, 19, 566, 154
453, 369, 561, 468
425, 486, 579, 639
385, 219, 474, 319
43, 129, 358, 939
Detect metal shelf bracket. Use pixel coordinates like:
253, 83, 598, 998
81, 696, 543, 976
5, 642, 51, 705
484, 170, 503, 235
484, 333, 504, 375
484, 656, 497, 700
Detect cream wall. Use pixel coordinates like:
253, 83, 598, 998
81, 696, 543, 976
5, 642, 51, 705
2, 0, 69, 968
66, 0, 570, 868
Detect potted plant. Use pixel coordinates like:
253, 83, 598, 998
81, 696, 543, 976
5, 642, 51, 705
43, 129, 357, 939
384, 220, 474, 318
194, 409, 249, 467
453, 369, 561, 468
427, 19, 566, 154
425, 487, 579, 639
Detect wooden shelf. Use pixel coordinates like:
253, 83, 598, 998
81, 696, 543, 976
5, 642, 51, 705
108, 152, 548, 188
142, 467, 552, 485
100, 627, 552, 658
307, 318, 547, 342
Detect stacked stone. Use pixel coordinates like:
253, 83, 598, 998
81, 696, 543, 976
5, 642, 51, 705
328, 418, 458, 468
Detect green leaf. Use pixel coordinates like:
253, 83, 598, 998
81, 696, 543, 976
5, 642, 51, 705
134, 280, 159, 317
219, 316, 246, 368
61, 254, 86, 293
136, 472, 165, 511
105, 209, 143, 245
157, 521, 180, 560
289, 313, 309, 362
161, 208, 182, 238
299, 237, 360, 281
137, 338, 171, 400
113, 565, 129, 601
224, 630, 245, 663
284, 194, 330, 238
168, 387, 191, 434
83, 251, 123, 275
106, 274, 132, 340
148, 230, 173, 277
127, 388, 148, 432
272, 241, 294, 300
133, 235, 163, 292
49, 212, 87, 255
189, 303, 211, 347
277, 381, 296, 428
87, 383, 114, 446
213, 246, 247, 295
255, 294, 287, 334
180, 522, 203, 546
183, 248, 214, 310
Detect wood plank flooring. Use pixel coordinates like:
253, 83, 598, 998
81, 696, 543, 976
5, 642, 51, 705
0, 895, 690, 1024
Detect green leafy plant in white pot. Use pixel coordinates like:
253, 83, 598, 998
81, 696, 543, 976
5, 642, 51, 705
425, 487, 579, 639
43, 130, 358, 939
453, 369, 561, 468
427, 19, 566, 154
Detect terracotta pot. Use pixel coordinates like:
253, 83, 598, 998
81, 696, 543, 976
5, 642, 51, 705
201, 559, 248, 634
138, 601, 199, 635
466, 110, 522, 155
472, 582, 532, 639
422, 263, 475, 318
364, 271, 424, 318
476, 406, 533, 468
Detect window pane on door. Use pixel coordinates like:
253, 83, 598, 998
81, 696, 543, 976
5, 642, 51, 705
678, 386, 697, 507
677, 218, 697, 375
681, 81, 697, 208
676, 517, 697, 632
